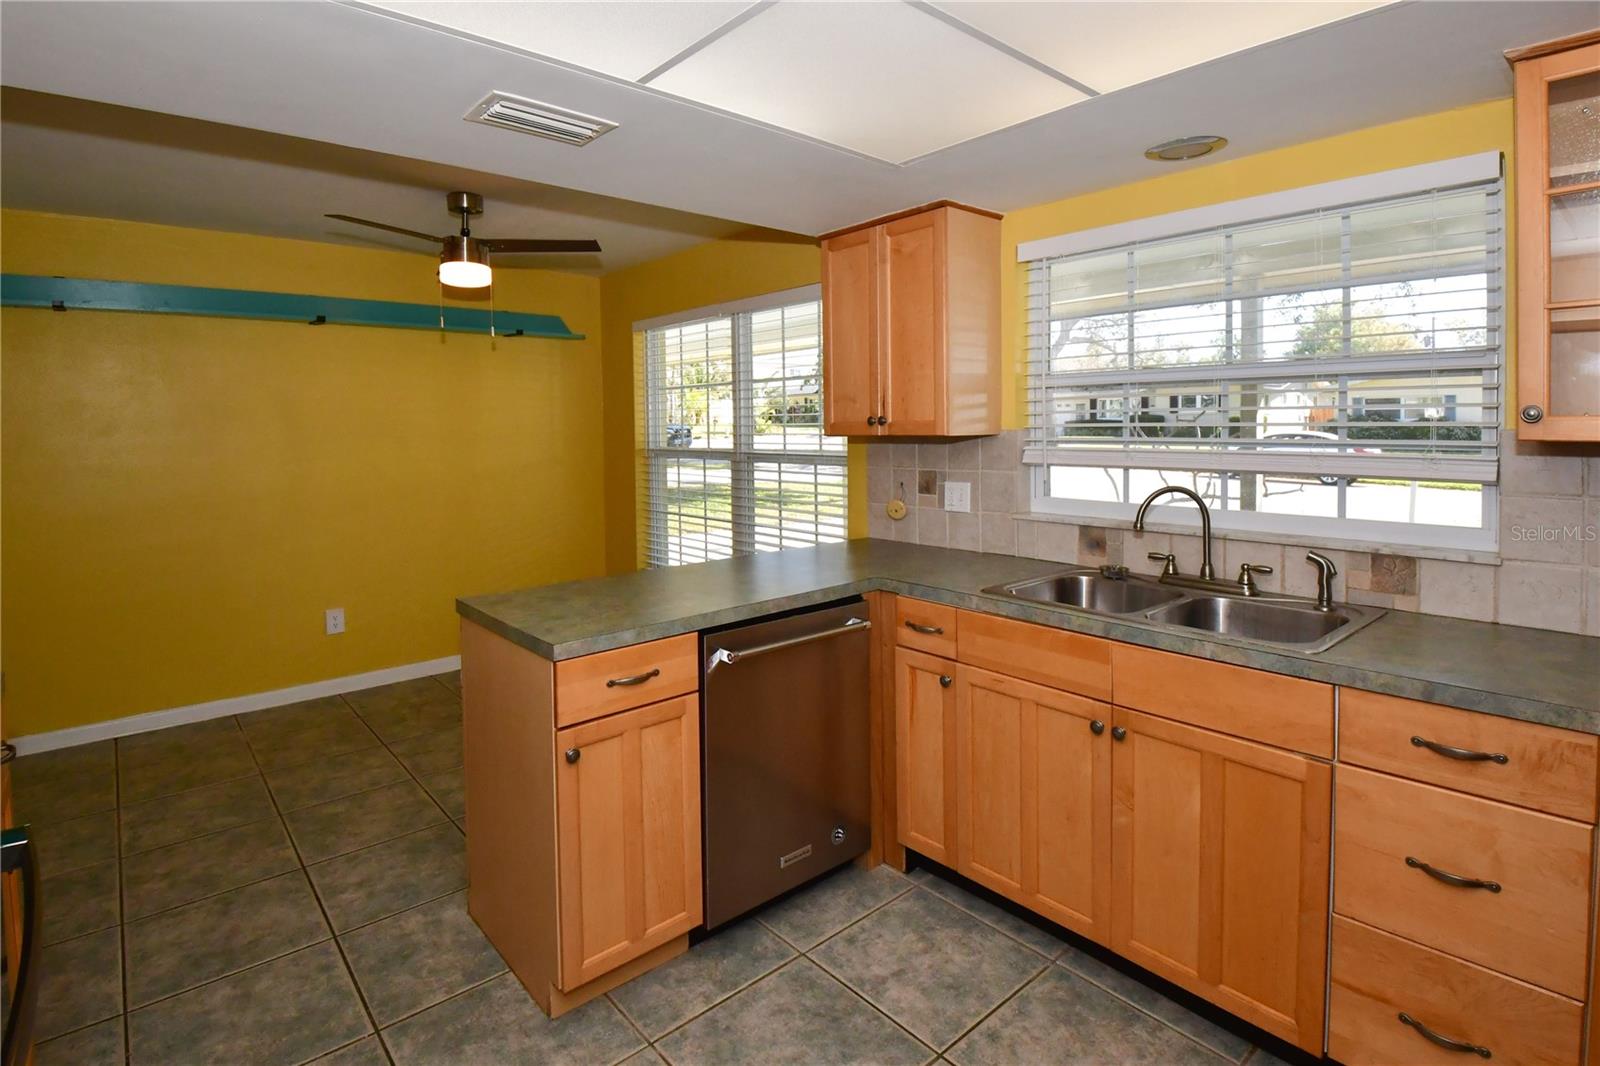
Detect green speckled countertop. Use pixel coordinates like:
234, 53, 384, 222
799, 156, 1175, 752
458, 539, 1600, 735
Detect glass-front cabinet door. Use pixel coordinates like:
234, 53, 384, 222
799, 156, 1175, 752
1513, 32, 1600, 441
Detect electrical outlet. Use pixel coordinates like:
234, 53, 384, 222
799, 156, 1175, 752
325, 608, 346, 636
944, 481, 971, 513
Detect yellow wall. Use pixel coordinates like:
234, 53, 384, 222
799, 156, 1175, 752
997, 98, 1517, 428
1, 210, 607, 736
597, 230, 866, 574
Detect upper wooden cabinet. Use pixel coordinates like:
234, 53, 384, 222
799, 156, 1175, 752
1511, 31, 1600, 440
821, 202, 1001, 437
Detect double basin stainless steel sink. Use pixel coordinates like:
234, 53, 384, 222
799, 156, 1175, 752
982, 568, 1383, 653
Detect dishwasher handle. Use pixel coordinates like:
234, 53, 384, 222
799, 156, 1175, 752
707, 617, 871, 670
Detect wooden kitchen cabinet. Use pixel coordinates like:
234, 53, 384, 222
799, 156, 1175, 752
893, 646, 958, 865
462, 620, 700, 1018
1510, 30, 1600, 440
1110, 707, 1331, 1052
821, 202, 1001, 437
555, 694, 702, 989
953, 665, 1112, 943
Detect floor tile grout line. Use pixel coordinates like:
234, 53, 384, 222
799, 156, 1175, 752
239, 721, 392, 1063
368, 967, 508, 1039
927, 958, 1051, 1058
122, 930, 340, 1016
1053, 953, 1251, 1060
789, 950, 943, 1060
604, 989, 654, 1056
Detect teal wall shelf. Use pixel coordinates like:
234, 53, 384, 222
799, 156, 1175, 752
0, 274, 584, 340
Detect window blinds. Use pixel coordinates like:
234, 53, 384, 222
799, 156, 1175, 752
642, 295, 847, 568
1024, 179, 1504, 485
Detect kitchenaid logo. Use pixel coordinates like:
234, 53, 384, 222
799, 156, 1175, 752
1508, 523, 1598, 543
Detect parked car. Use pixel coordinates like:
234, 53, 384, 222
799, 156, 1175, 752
665, 423, 693, 447
1232, 431, 1380, 486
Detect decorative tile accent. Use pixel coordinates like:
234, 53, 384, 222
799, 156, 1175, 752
1367, 554, 1418, 596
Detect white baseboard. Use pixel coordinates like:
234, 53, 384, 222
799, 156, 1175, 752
9, 655, 462, 756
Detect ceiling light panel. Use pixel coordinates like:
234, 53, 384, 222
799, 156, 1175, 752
649, 0, 1086, 164
933, 1, 1386, 94
363, 1, 748, 81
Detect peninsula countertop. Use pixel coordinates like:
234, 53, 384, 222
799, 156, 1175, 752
457, 539, 1600, 735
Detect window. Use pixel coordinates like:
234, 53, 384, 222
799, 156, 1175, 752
641, 289, 847, 567
1024, 165, 1504, 552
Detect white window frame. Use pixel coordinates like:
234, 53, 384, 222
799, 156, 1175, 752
639, 285, 848, 567
1023, 154, 1505, 556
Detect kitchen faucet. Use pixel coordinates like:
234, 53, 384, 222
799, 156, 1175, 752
1132, 486, 1216, 580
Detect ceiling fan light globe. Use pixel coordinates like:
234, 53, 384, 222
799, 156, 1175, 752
438, 259, 492, 288
438, 235, 492, 289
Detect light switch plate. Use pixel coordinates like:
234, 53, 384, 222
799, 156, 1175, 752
944, 481, 971, 513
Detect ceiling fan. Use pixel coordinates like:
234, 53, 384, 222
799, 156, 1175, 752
326, 191, 601, 289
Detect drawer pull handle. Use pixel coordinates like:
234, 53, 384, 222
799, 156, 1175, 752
939, 675, 952, 688
1410, 735, 1508, 764
565, 748, 580, 765
905, 621, 944, 635
1111, 726, 1127, 741
1405, 856, 1501, 893
1397, 1012, 1491, 1058
606, 668, 661, 688
1090, 719, 1105, 735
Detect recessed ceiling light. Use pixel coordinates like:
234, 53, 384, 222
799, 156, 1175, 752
1144, 135, 1228, 162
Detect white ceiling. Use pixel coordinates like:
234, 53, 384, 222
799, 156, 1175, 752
1, 1, 1595, 243
0, 89, 744, 273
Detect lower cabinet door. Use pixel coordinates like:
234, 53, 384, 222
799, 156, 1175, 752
1110, 708, 1331, 1052
555, 694, 702, 990
954, 665, 1111, 943
894, 646, 958, 864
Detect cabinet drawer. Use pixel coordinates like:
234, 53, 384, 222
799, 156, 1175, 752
1110, 645, 1332, 756
1329, 915, 1582, 1066
895, 598, 958, 658
1334, 765, 1592, 997
957, 610, 1110, 701
1340, 688, 1598, 822
554, 634, 699, 728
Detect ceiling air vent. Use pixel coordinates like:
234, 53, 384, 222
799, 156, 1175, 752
464, 91, 617, 147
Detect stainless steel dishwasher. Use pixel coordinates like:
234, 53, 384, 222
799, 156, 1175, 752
701, 599, 871, 929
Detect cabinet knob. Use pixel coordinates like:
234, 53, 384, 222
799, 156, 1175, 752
1089, 719, 1105, 735
564, 748, 580, 764
939, 675, 952, 688
1519, 404, 1544, 424
1111, 726, 1127, 741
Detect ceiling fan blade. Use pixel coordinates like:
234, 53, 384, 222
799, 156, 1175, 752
480, 238, 602, 254
325, 214, 443, 244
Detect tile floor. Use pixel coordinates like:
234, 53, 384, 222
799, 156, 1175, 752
12, 671, 1302, 1066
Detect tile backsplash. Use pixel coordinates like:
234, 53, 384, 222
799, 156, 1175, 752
866, 430, 1600, 637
